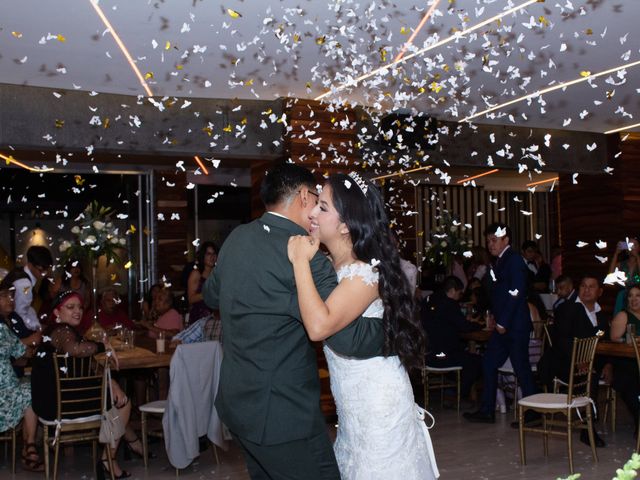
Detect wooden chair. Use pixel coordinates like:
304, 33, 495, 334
139, 400, 167, 469
631, 334, 640, 453
517, 335, 600, 474
421, 364, 462, 413
38, 355, 115, 480
0, 425, 18, 473
599, 379, 617, 432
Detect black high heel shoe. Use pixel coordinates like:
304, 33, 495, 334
123, 437, 156, 461
97, 458, 131, 480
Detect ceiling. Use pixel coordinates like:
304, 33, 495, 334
0, 0, 638, 135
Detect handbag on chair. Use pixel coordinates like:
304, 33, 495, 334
99, 364, 126, 448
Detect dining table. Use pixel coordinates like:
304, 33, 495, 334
596, 340, 638, 359
95, 332, 174, 370
460, 329, 493, 354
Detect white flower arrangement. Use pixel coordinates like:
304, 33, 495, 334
59, 201, 127, 266
424, 210, 472, 270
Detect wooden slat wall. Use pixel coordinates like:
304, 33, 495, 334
416, 184, 553, 265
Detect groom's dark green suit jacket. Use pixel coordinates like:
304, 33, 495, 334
203, 213, 383, 446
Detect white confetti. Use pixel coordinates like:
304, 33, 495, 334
604, 268, 627, 287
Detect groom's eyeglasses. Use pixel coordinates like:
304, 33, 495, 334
299, 189, 319, 205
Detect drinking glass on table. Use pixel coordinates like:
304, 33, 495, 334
121, 328, 131, 349
484, 310, 496, 331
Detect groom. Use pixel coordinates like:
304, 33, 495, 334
203, 163, 384, 479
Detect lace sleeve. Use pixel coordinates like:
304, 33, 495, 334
51, 325, 100, 357
338, 262, 379, 286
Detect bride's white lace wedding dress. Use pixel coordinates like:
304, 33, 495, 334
324, 262, 439, 480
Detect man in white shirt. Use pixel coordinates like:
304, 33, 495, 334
540, 275, 607, 447
0, 246, 53, 331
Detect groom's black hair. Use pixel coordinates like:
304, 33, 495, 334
260, 162, 316, 207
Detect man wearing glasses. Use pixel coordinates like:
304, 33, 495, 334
0, 245, 53, 331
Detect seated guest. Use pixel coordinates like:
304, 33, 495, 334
553, 274, 577, 315
60, 259, 91, 311
609, 284, 640, 434
0, 318, 43, 471
97, 287, 135, 331
521, 240, 551, 293
31, 290, 143, 478
0, 284, 42, 377
172, 314, 221, 345
187, 242, 218, 325
141, 283, 163, 322
0, 283, 32, 340
537, 275, 608, 447
141, 288, 183, 338
36, 276, 59, 327
465, 284, 491, 326
1, 246, 53, 331
422, 276, 482, 398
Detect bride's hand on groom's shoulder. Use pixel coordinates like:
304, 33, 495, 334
287, 235, 319, 264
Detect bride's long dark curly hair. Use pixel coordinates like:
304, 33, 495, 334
327, 173, 425, 371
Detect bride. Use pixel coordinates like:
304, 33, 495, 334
288, 172, 439, 480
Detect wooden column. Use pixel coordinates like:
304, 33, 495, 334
154, 170, 190, 290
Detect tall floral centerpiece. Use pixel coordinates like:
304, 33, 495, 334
59, 201, 127, 337
424, 211, 472, 278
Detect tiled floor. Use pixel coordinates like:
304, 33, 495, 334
1, 403, 637, 479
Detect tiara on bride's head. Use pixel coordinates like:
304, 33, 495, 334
347, 172, 368, 196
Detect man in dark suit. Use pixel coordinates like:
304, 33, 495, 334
538, 275, 607, 446
203, 163, 383, 479
552, 274, 578, 315
522, 240, 552, 293
464, 223, 536, 423
422, 276, 482, 398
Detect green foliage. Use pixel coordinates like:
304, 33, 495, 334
59, 201, 127, 266
556, 453, 640, 480
423, 210, 472, 269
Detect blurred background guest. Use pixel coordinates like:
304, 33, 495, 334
521, 240, 551, 293
59, 259, 91, 308
1, 246, 53, 331
422, 276, 482, 399
186, 242, 219, 328
0, 283, 42, 378
553, 274, 577, 315
141, 283, 163, 323
0, 315, 43, 472
609, 236, 640, 314
141, 288, 183, 339
98, 287, 135, 331
609, 284, 640, 436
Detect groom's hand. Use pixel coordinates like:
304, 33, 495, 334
288, 235, 319, 263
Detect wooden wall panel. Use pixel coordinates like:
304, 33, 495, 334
558, 133, 640, 314
154, 170, 189, 289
